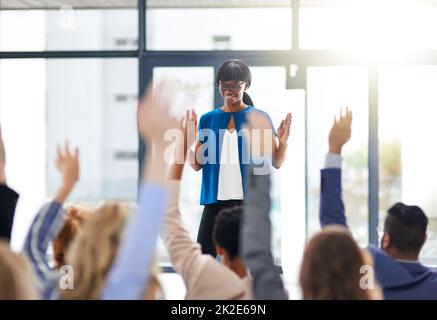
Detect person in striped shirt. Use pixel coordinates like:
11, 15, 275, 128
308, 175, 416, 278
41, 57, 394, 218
22, 142, 80, 299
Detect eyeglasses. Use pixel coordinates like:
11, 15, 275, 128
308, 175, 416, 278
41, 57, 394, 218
218, 81, 246, 91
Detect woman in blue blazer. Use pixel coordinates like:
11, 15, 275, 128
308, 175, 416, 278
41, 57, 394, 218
188, 59, 292, 257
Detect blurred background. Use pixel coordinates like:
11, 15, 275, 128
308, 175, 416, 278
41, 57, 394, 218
1, 0, 437, 299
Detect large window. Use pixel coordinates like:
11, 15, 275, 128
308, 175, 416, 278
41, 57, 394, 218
0, 58, 138, 249
1, 5, 138, 250
46, 59, 139, 202
379, 66, 437, 265
0, 9, 138, 51
307, 66, 369, 246
146, 7, 292, 50
300, 1, 437, 51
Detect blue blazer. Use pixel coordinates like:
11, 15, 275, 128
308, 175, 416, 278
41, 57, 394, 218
320, 168, 437, 300
198, 106, 274, 205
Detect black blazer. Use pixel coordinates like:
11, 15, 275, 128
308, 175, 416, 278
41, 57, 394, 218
0, 184, 19, 242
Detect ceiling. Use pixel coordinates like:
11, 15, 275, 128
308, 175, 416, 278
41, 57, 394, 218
1, 0, 436, 9
0, 0, 293, 10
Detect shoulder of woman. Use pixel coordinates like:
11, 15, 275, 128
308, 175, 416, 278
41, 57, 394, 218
201, 108, 221, 119
249, 107, 269, 116
198, 108, 221, 128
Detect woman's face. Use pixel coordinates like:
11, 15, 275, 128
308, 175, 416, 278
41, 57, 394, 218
219, 81, 247, 104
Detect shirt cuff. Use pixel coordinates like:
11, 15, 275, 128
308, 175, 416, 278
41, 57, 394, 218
324, 153, 343, 169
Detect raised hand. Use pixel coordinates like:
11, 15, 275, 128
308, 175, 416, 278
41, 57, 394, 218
328, 106, 353, 155
137, 80, 182, 144
54, 141, 79, 204
137, 80, 183, 183
167, 109, 197, 181
277, 112, 292, 145
182, 109, 198, 158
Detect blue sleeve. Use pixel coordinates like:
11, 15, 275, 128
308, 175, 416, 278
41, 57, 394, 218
319, 168, 348, 228
101, 183, 168, 300
23, 201, 65, 299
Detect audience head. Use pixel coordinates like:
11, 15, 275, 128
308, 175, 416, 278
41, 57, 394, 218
213, 206, 243, 263
0, 241, 39, 300
60, 202, 130, 299
300, 226, 381, 300
53, 204, 92, 268
381, 202, 428, 259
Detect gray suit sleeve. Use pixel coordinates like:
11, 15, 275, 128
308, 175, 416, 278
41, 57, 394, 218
242, 164, 288, 300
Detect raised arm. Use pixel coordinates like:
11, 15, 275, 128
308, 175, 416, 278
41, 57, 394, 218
242, 161, 288, 300
161, 110, 210, 289
101, 81, 179, 299
319, 107, 352, 228
241, 111, 288, 299
23, 142, 79, 298
246, 110, 291, 170
189, 141, 203, 171
186, 110, 202, 172
0, 128, 20, 242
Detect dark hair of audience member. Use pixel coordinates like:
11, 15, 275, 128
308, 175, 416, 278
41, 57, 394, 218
383, 202, 428, 256
213, 206, 243, 260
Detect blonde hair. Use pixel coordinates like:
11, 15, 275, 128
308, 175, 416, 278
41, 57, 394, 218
59, 201, 164, 300
53, 204, 92, 268
0, 241, 39, 300
60, 202, 130, 300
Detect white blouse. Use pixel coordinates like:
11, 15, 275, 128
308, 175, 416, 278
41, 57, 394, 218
217, 129, 244, 201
